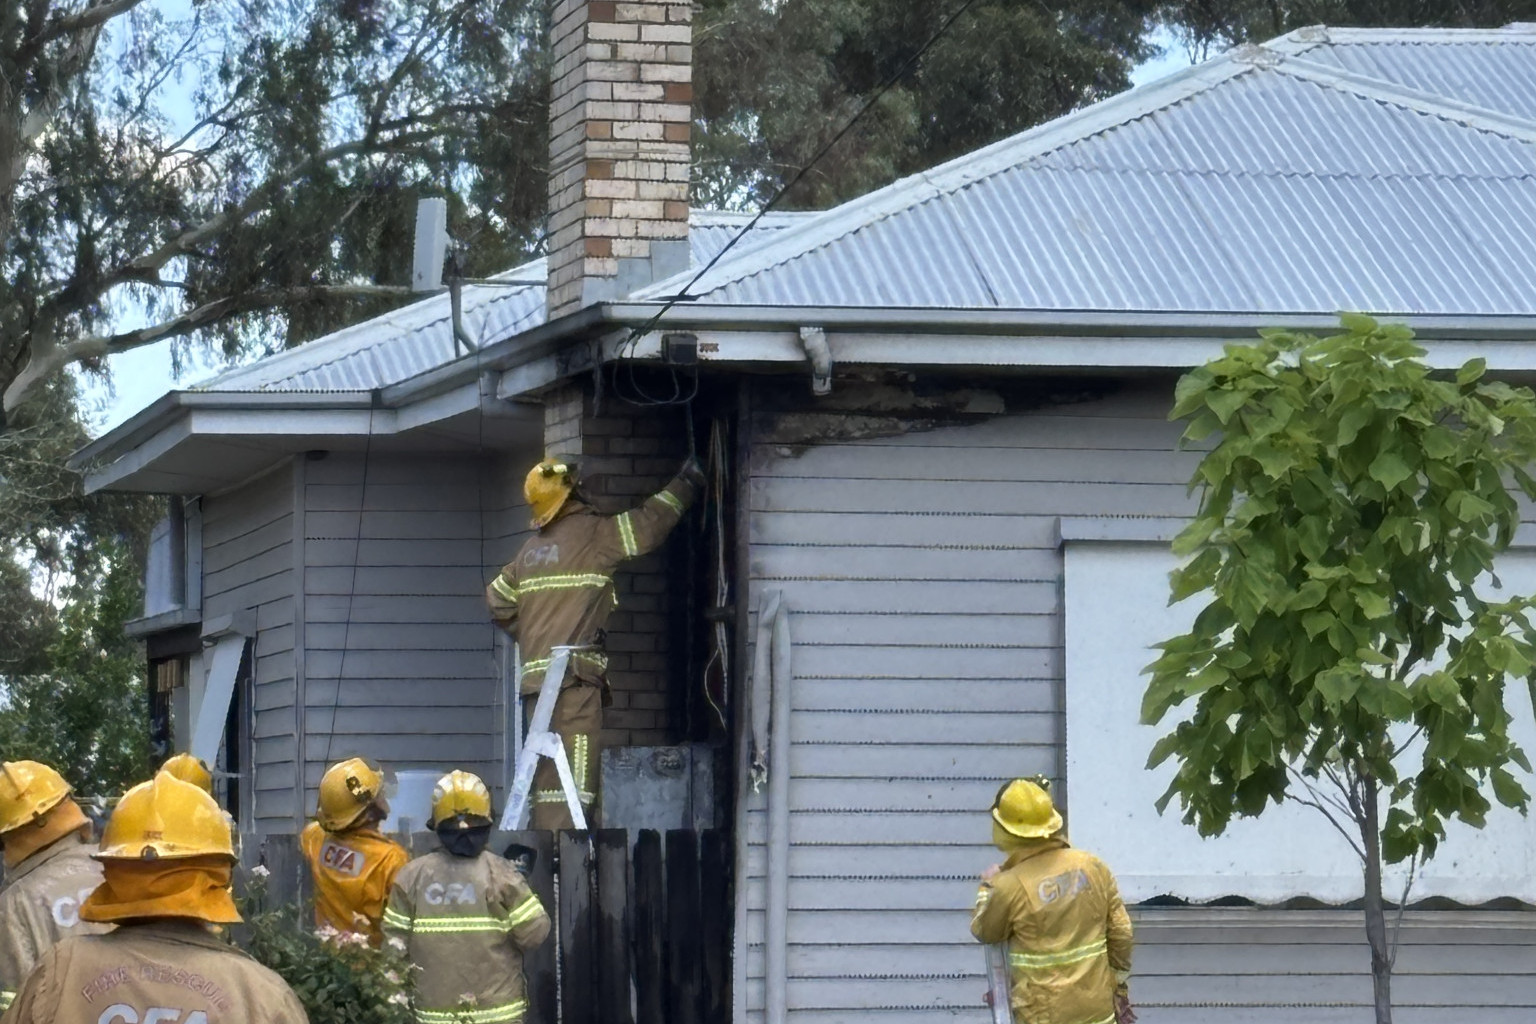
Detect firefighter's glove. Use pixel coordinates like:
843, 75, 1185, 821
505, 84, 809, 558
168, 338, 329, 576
1114, 992, 1137, 1024
680, 454, 706, 489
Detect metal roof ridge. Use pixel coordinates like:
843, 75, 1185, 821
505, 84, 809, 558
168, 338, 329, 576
629, 53, 1257, 303
1273, 25, 1536, 46
1270, 51, 1536, 143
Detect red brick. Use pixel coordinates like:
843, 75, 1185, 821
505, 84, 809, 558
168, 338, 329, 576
589, 1, 617, 22
663, 122, 691, 143
663, 82, 693, 103
585, 236, 613, 257
587, 159, 615, 180
586, 120, 613, 140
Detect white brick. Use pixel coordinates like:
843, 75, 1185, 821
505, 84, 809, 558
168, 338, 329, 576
611, 237, 652, 257
586, 178, 639, 199
588, 22, 640, 42
610, 199, 666, 219
639, 24, 690, 44
612, 81, 666, 101
586, 61, 640, 83
616, 4, 667, 23
612, 121, 665, 141
637, 180, 688, 201
638, 63, 691, 83
615, 42, 667, 62
639, 102, 690, 122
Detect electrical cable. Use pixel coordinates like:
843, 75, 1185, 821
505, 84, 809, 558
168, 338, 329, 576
606, 0, 986, 409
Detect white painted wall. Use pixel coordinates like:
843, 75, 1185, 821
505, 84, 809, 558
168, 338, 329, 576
1065, 540, 1536, 904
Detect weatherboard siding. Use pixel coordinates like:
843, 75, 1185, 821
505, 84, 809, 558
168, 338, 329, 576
300, 453, 505, 814
738, 381, 1536, 1022
201, 463, 297, 832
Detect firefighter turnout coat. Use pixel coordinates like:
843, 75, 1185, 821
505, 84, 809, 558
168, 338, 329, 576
0, 834, 109, 1011
486, 471, 699, 695
383, 849, 551, 1024
485, 470, 698, 826
971, 838, 1133, 1024
299, 822, 409, 945
1, 920, 309, 1023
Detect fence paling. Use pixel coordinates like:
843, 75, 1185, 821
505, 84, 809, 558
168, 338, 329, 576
246, 827, 726, 1024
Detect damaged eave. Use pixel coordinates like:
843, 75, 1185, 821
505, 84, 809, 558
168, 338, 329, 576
589, 305, 1536, 374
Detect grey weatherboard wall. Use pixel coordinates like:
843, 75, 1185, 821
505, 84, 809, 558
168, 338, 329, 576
200, 464, 297, 832
736, 381, 1536, 1022
299, 452, 532, 816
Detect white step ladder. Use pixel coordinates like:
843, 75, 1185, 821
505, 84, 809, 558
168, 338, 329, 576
501, 645, 588, 831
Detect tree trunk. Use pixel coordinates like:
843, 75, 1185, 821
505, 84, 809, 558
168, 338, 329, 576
1360, 775, 1393, 1024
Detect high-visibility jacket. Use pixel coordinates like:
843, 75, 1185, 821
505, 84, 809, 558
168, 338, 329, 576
971, 838, 1133, 1024
486, 472, 698, 695
299, 821, 410, 946
1, 919, 309, 1023
383, 849, 550, 1024
0, 834, 110, 1011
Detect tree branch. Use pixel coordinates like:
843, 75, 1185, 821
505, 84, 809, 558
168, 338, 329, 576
1289, 767, 1367, 862
3, 284, 415, 414
33, 0, 148, 47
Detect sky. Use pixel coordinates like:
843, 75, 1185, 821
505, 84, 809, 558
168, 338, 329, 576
82, 28, 1198, 436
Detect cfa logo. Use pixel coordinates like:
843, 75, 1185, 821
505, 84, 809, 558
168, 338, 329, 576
522, 544, 560, 568
423, 882, 477, 905
1036, 868, 1092, 906
320, 840, 365, 878
50, 886, 98, 928
97, 1007, 208, 1024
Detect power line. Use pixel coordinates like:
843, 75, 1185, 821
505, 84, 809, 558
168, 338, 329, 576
610, 0, 988, 406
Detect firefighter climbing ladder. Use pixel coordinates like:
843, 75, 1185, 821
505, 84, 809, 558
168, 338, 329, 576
501, 645, 588, 831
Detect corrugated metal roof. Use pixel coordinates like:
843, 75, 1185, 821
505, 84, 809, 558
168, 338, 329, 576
207, 27, 1536, 394
197, 211, 812, 392
640, 31, 1536, 316
1282, 26, 1536, 121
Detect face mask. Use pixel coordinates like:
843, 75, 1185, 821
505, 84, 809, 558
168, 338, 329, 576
437, 824, 491, 858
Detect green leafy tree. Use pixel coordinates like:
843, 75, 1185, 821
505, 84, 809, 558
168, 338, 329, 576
0, 534, 152, 796
1143, 316, 1536, 1023
693, 0, 1157, 209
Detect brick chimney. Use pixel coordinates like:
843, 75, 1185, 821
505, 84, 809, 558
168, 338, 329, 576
547, 1, 693, 319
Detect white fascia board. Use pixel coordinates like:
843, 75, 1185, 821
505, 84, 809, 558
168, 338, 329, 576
390, 380, 479, 433
662, 328, 1536, 374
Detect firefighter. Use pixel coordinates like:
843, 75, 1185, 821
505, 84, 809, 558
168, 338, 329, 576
383, 770, 550, 1024
160, 752, 215, 794
971, 778, 1136, 1024
0, 761, 110, 1012
486, 454, 704, 829
2, 773, 309, 1023
299, 757, 410, 945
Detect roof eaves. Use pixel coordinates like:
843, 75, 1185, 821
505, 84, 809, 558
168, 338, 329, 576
630, 52, 1256, 303
68, 390, 376, 473
1268, 49, 1536, 140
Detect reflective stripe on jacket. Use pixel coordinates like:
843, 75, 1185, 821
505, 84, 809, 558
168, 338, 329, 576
299, 822, 410, 946
0, 834, 110, 1007
384, 849, 551, 1023
971, 838, 1133, 1024
486, 473, 697, 694
2, 920, 309, 1023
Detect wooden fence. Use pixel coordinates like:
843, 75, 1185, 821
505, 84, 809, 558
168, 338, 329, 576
251, 828, 730, 1024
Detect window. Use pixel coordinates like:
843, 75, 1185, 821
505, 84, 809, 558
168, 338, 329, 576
139, 497, 201, 626
1062, 536, 1536, 904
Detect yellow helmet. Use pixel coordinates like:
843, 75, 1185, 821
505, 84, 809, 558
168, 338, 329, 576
0, 761, 72, 835
160, 753, 214, 795
96, 773, 235, 861
316, 757, 386, 832
429, 770, 493, 829
525, 457, 575, 528
991, 777, 1063, 840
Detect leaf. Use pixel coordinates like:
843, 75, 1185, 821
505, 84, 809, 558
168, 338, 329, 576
1456, 358, 1488, 386
1337, 311, 1378, 335
1368, 450, 1414, 491
1490, 768, 1529, 811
